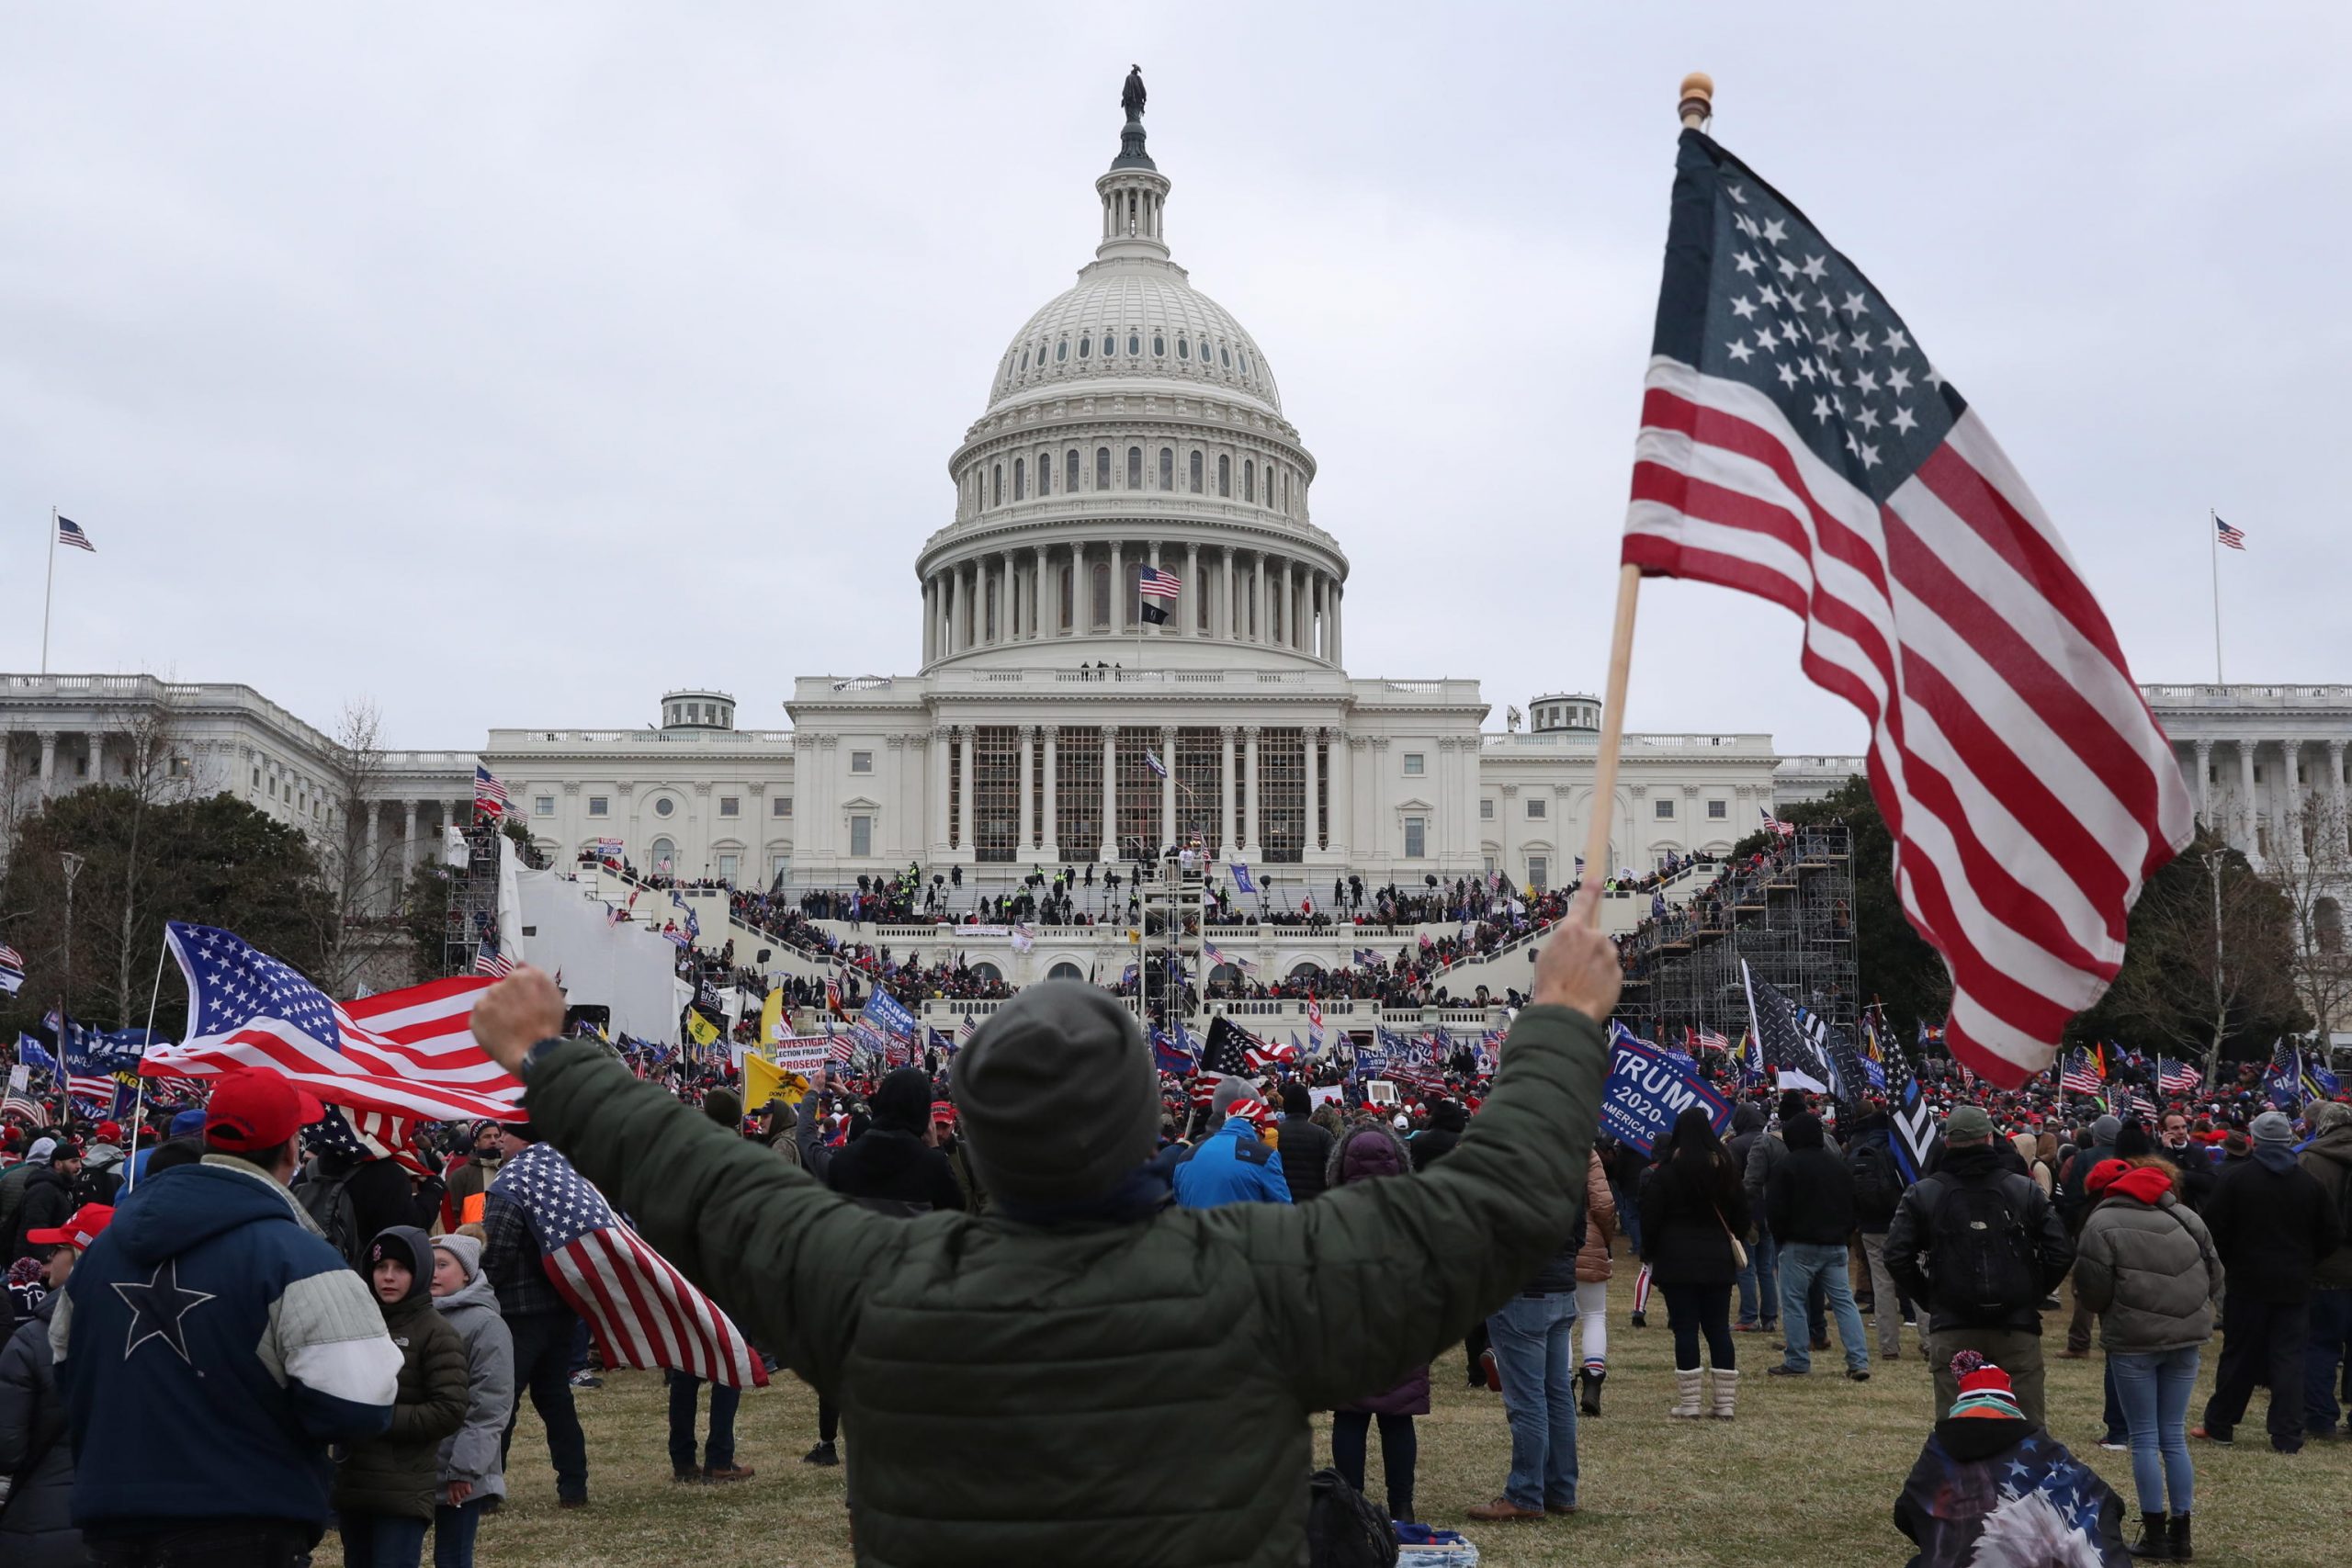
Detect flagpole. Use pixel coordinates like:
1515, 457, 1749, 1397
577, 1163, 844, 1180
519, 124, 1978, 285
122, 940, 171, 1192
1578, 73, 1712, 929
2209, 508, 2224, 683
40, 506, 58, 675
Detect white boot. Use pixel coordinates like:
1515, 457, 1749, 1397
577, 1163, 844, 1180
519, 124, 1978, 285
1710, 1367, 1739, 1419
1669, 1367, 1705, 1418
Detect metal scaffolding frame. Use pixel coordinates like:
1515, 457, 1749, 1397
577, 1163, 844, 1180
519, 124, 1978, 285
1616, 825, 1859, 1043
440, 824, 503, 980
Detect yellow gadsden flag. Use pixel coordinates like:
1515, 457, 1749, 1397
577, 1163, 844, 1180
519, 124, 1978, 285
743, 1051, 810, 1108
685, 1010, 720, 1049
760, 987, 785, 1044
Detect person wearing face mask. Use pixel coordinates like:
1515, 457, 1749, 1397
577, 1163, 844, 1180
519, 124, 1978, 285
335, 1227, 469, 1568
428, 1234, 512, 1568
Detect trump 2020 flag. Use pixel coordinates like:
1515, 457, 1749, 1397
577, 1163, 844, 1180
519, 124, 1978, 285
1622, 129, 2192, 1086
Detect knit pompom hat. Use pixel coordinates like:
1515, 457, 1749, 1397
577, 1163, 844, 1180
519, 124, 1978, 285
1947, 1350, 2024, 1421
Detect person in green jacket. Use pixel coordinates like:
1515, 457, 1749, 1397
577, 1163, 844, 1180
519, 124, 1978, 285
335, 1226, 469, 1568
469, 884, 1622, 1568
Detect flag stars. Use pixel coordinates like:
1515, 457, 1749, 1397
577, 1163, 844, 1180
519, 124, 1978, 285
1893, 405, 1918, 434
1776, 255, 1799, 280
1777, 362, 1801, 389
1840, 291, 1869, 318
1734, 251, 1760, 276
1729, 294, 1759, 321
1855, 369, 1879, 396
1811, 394, 1834, 423
1886, 366, 1913, 394
1760, 218, 1788, 244
1726, 339, 1755, 364
1854, 405, 1881, 433
1802, 254, 1827, 281
1756, 284, 1781, 309
1849, 328, 1872, 356
1883, 327, 1909, 355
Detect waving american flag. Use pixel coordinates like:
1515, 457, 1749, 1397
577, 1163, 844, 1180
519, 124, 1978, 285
491, 1142, 765, 1389
1623, 130, 2191, 1086
144, 923, 518, 1122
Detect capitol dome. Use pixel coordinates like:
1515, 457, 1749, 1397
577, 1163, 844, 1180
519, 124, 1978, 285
917, 90, 1344, 677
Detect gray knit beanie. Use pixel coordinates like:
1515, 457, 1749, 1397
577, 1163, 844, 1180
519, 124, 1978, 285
434, 1232, 484, 1281
2090, 1114, 2121, 1146
2251, 1110, 2296, 1147
1211, 1077, 1263, 1117
952, 982, 1158, 1206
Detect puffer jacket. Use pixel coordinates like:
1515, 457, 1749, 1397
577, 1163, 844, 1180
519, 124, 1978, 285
2300, 1122, 2352, 1291
433, 1260, 513, 1506
1276, 1113, 1333, 1201
2072, 1161, 2222, 1356
0, 1293, 78, 1568
1326, 1122, 1429, 1417
1575, 1148, 1619, 1282
521, 1003, 1610, 1568
334, 1228, 469, 1521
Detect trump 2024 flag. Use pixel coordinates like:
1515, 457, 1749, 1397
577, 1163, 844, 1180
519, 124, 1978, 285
1621, 129, 2192, 1086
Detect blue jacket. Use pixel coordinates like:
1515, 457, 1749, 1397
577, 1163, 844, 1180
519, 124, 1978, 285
1172, 1118, 1295, 1210
51, 1155, 401, 1533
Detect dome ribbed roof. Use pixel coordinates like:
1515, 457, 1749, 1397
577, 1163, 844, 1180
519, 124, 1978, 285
986, 261, 1282, 417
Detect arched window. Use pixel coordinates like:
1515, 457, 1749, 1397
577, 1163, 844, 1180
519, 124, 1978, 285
1244, 458, 1255, 502
991, 464, 1002, 505
1239, 350, 1250, 375
1012, 457, 1026, 501
1096, 446, 1111, 490
1217, 454, 1231, 497
2320, 896, 2345, 953
1047, 961, 1084, 981
1128, 332, 1140, 355
1219, 345, 1231, 367
1177, 337, 1190, 360
1188, 451, 1204, 493
1159, 447, 1174, 489
1060, 556, 1075, 627
1077, 335, 1091, 359
1126, 446, 1142, 489
1036, 453, 1050, 497
1152, 333, 1165, 356
650, 837, 676, 876
970, 962, 1003, 983
1055, 340, 1068, 363
1067, 449, 1080, 491
1288, 960, 1323, 982
1091, 562, 1112, 626
1018, 349, 1029, 372
1283, 469, 1292, 513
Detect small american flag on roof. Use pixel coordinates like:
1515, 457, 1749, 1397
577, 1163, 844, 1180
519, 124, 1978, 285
1137, 567, 1182, 599
56, 516, 95, 552
2214, 514, 2246, 551
474, 763, 511, 820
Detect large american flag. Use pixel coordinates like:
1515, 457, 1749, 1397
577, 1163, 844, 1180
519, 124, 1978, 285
1137, 567, 1182, 599
1623, 130, 2191, 1086
473, 763, 511, 820
2058, 1049, 2104, 1095
2156, 1056, 2201, 1095
144, 923, 519, 1122
491, 1142, 766, 1389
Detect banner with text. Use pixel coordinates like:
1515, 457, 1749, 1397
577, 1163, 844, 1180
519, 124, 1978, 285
1601, 1038, 1734, 1157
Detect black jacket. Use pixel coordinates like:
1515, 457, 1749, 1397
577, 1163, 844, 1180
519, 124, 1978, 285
1409, 1102, 1467, 1172
822, 1128, 967, 1215
1883, 1142, 2074, 1336
1275, 1116, 1333, 1201
2054, 1141, 2117, 1230
1765, 1118, 1854, 1247
0, 1293, 79, 1568
1638, 1148, 1749, 1286
2202, 1147, 2339, 1304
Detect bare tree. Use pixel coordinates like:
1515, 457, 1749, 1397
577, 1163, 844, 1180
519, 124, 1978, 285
311, 698, 409, 996
105, 694, 198, 1021
2273, 787, 2352, 1060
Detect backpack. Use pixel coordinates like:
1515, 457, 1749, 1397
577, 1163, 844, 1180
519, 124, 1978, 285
1306, 1468, 1397, 1568
1923, 1173, 2041, 1324
293, 1161, 363, 1267
1849, 1141, 1904, 1224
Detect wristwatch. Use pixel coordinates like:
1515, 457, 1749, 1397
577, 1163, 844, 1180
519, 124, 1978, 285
517, 1036, 570, 1083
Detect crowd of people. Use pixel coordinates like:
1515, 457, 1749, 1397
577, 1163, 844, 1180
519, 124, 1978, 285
6, 872, 2350, 1563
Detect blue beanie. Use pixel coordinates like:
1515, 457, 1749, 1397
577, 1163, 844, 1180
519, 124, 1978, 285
170, 1109, 208, 1136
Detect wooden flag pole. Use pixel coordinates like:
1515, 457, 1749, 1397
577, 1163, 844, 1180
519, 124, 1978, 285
1579, 72, 1714, 927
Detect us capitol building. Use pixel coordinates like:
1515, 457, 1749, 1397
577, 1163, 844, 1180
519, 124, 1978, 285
4, 91, 2335, 935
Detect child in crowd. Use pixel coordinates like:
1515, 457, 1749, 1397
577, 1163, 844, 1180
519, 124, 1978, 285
1893, 1352, 2128, 1568
430, 1229, 514, 1568
336, 1227, 468, 1568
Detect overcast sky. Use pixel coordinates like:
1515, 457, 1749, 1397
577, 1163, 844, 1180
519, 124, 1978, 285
5, 5, 2345, 751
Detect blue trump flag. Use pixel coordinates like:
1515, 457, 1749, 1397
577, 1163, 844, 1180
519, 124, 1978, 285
1600, 1036, 1733, 1157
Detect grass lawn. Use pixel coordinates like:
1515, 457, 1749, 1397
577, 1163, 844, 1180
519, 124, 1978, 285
316, 1276, 2346, 1566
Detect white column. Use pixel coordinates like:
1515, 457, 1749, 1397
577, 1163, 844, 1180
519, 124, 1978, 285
2330, 740, 2347, 853
1329, 581, 1342, 666
956, 727, 975, 852
1219, 726, 1237, 859
931, 727, 952, 856
1099, 725, 1117, 862
1241, 726, 1261, 856
2238, 740, 2259, 853
406, 800, 426, 878
363, 804, 380, 908
1159, 726, 1178, 851
1329, 731, 1352, 860
1017, 726, 1035, 853
1305, 728, 1322, 854
2280, 739, 2305, 861
1184, 542, 1199, 637
1109, 540, 1125, 633
37, 730, 56, 796
1043, 727, 1060, 858
2192, 739, 2212, 830
1032, 546, 1047, 640
1275, 558, 1291, 648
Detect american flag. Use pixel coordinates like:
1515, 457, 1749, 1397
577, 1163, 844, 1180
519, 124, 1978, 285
1623, 130, 2192, 1087
1137, 567, 1182, 599
473, 932, 515, 978
1696, 1024, 1732, 1054
1758, 807, 1795, 839
473, 763, 511, 820
56, 515, 95, 552
0, 943, 24, 997
825, 1023, 855, 1066
304, 1103, 437, 1179
66, 1073, 114, 1110
1242, 1032, 1297, 1075
2214, 514, 2246, 552
958, 1014, 980, 1046
144, 923, 518, 1122
490, 1142, 766, 1388
2058, 1049, 2103, 1095
1, 1066, 39, 1124
2156, 1056, 2201, 1095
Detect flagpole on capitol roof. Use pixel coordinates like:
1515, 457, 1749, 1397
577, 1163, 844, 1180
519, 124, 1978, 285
41, 506, 58, 675
2208, 508, 2224, 683
1578, 71, 1715, 927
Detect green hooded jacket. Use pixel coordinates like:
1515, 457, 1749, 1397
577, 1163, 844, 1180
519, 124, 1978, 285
521, 1003, 1607, 1567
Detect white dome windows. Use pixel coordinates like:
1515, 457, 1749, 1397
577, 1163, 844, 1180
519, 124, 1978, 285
1055, 339, 1069, 363
1127, 446, 1142, 489
1176, 336, 1190, 360
1158, 447, 1173, 489
1036, 450, 1050, 497
1127, 332, 1140, 355
1019, 349, 1030, 373
1219, 345, 1231, 368
1152, 333, 1165, 357
1077, 335, 1091, 360
1186, 450, 1203, 493
991, 464, 1003, 506
1243, 458, 1255, 502
1217, 454, 1231, 497
1012, 457, 1026, 501
1096, 446, 1111, 490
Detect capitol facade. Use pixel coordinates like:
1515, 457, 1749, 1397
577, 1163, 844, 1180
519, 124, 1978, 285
6, 100, 2336, 947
